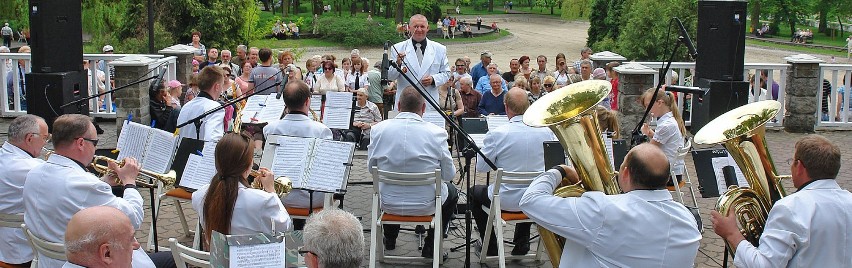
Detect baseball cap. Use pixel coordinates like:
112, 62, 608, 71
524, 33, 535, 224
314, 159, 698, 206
102, 45, 114, 53
167, 80, 183, 88
481, 51, 492, 58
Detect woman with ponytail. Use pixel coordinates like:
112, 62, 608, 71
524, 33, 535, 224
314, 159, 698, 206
191, 132, 292, 244
640, 87, 688, 184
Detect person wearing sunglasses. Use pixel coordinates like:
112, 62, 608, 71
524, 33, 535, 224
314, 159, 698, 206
23, 114, 177, 268
316, 60, 346, 94
452, 58, 471, 91
542, 75, 557, 93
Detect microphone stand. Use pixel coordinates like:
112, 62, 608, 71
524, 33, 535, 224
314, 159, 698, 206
387, 59, 496, 268
175, 81, 282, 138
61, 66, 167, 110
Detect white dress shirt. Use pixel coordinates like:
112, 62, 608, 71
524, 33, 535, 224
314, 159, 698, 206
0, 142, 43, 264
23, 154, 152, 268
475, 115, 555, 211
264, 113, 332, 208
734, 179, 852, 267
61, 262, 86, 268
520, 170, 701, 268
346, 71, 370, 90
192, 184, 293, 235
388, 38, 451, 110
367, 112, 456, 216
177, 94, 225, 142
653, 112, 684, 175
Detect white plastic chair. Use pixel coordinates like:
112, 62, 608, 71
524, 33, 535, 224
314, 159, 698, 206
169, 238, 210, 268
479, 169, 545, 267
21, 224, 65, 268
668, 137, 699, 208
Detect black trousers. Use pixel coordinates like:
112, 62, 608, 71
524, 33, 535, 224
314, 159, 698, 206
469, 184, 532, 252
149, 251, 177, 268
383, 182, 458, 246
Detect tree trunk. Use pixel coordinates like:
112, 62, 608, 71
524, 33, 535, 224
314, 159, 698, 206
839, 16, 846, 38
489, 0, 494, 12
312, 0, 321, 15
351, 0, 357, 16
749, 0, 760, 34
363, 0, 369, 13
818, 7, 828, 33
550, 4, 554, 14
262, 0, 271, 11
384, 0, 392, 19
395, 0, 405, 23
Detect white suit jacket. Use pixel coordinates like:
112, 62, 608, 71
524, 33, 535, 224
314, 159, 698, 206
475, 115, 555, 211
388, 38, 450, 110
734, 179, 852, 267
0, 142, 43, 264
192, 184, 293, 235
520, 170, 701, 268
264, 113, 332, 208
177, 94, 225, 142
23, 154, 150, 268
367, 112, 456, 216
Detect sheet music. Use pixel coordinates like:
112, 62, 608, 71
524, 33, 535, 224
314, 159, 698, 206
603, 135, 615, 170
116, 120, 129, 149
142, 128, 177, 173
322, 108, 352, 129
256, 95, 286, 123
422, 110, 446, 127
179, 154, 209, 190
711, 156, 749, 194
324, 92, 353, 108
229, 242, 286, 268
486, 115, 509, 132
309, 94, 322, 112
117, 121, 149, 162
306, 139, 354, 192
241, 94, 269, 122
469, 134, 486, 148
272, 136, 312, 189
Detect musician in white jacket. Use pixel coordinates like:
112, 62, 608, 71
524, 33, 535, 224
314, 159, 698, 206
0, 115, 48, 266
712, 134, 852, 267
177, 66, 227, 141
23, 114, 173, 268
389, 14, 450, 110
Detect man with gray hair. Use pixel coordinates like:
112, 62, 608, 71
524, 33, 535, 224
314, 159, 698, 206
219, 49, 239, 75
234, 45, 248, 68
573, 47, 593, 74
458, 76, 482, 118
1, 23, 11, 48
63, 206, 138, 268
302, 209, 365, 268
0, 115, 49, 266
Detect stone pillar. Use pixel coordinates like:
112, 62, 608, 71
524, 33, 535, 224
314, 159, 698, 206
159, 44, 199, 86
111, 56, 158, 135
589, 51, 627, 70
782, 54, 823, 133
614, 63, 657, 139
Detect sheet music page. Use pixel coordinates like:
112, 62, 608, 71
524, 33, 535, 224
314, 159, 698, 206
191, 141, 218, 187
726, 155, 749, 188
309, 94, 323, 112
469, 134, 486, 148
142, 128, 177, 173
116, 120, 129, 149
179, 154, 208, 190
603, 135, 615, 170
711, 156, 749, 194
272, 136, 312, 189
117, 121, 150, 162
324, 92, 353, 108
322, 108, 352, 129
306, 139, 355, 193
486, 115, 509, 132
241, 94, 270, 122
422, 110, 446, 127
228, 242, 286, 268
257, 94, 286, 123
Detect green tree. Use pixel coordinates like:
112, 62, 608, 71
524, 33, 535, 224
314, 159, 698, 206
615, 0, 696, 61
562, 0, 591, 19
0, 0, 29, 30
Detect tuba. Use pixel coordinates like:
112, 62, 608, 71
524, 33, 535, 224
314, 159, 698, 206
693, 100, 788, 256
91, 155, 177, 188
523, 80, 621, 265
249, 168, 293, 199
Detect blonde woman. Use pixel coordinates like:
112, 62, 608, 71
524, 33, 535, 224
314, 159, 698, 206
640, 87, 688, 185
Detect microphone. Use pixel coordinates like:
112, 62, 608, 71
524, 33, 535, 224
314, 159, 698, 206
276, 66, 291, 99
381, 41, 390, 89
148, 66, 168, 93
674, 17, 698, 60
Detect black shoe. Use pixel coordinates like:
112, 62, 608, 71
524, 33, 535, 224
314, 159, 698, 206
421, 243, 433, 258
511, 243, 530, 256
384, 236, 396, 250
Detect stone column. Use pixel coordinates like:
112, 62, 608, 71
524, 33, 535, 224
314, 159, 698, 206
782, 54, 823, 133
614, 63, 657, 139
159, 44, 199, 86
589, 51, 627, 70
111, 56, 158, 135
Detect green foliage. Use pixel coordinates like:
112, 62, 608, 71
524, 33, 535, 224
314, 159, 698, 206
0, 0, 29, 30
614, 0, 696, 61
315, 16, 400, 47
562, 0, 591, 19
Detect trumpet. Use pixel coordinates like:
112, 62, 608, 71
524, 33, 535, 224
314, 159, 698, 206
91, 155, 177, 188
249, 169, 293, 199
41, 148, 54, 160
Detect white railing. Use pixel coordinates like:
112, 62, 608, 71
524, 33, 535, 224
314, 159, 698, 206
818, 65, 852, 128
0, 53, 174, 118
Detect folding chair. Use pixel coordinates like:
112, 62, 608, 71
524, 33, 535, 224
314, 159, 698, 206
21, 224, 65, 268
16, 32, 25, 43
368, 166, 443, 268
169, 238, 211, 268
147, 187, 196, 251
479, 169, 545, 267
0, 214, 27, 268
667, 137, 699, 208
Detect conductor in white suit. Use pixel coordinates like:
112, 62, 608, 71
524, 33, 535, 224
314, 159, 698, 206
388, 14, 451, 110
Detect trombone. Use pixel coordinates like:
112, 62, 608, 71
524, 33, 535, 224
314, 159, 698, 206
248, 168, 293, 199
91, 155, 177, 188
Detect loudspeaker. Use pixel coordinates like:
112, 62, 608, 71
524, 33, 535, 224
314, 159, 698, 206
695, 0, 747, 81
690, 79, 749, 132
26, 71, 88, 129
28, 0, 83, 73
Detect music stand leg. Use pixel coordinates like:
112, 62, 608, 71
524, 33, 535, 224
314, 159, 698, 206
149, 186, 159, 252
308, 190, 314, 215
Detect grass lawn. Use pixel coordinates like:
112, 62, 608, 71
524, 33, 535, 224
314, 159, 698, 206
749, 19, 849, 48
250, 29, 510, 48
745, 39, 848, 58
440, 4, 561, 17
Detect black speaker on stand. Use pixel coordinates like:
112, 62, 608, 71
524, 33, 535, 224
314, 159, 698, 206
26, 72, 88, 129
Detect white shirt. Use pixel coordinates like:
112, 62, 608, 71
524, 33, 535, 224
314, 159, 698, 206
264, 113, 332, 208
476, 115, 555, 211
367, 112, 456, 216
0, 142, 43, 264
388, 38, 451, 110
192, 184, 293, 235
346, 71, 369, 90
23, 154, 151, 268
61, 262, 86, 268
520, 170, 701, 268
177, 94, 225, 142
734, 179, 852, 267
653, 112, 684, 175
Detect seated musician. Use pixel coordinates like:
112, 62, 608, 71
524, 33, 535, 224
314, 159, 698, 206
22, 114, 175, 268
367, 86, 459, 258
0, 115, 49, 267
640, 87, 687, 185
520, 143, 701, 267
470, 87, 555, 256
712, 134, 852, 267
176, 66, 227, 142
263, 80, 331, 215
191, 132, 292, 244
64, 206, 138, 268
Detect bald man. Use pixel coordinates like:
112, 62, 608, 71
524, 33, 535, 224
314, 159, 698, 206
388, 14, 450, 111
63, 206, 138, 268
470, 88, 555, 256
520, 144, 701, 267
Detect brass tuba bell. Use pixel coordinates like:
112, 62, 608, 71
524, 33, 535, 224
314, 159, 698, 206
694, 100, 788, 256
523, 80, 621, 266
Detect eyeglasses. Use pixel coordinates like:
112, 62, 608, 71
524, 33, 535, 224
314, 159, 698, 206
323, 67, 334, 70
298, 248, 317, 258
456, 65, 465, 67
544, 84, 553, 87
30, 133, 51, 142
80, 137, 99, 146
786, 158, 799, 166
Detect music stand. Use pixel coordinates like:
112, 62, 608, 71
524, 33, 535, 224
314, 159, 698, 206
450, 117, 488, 253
